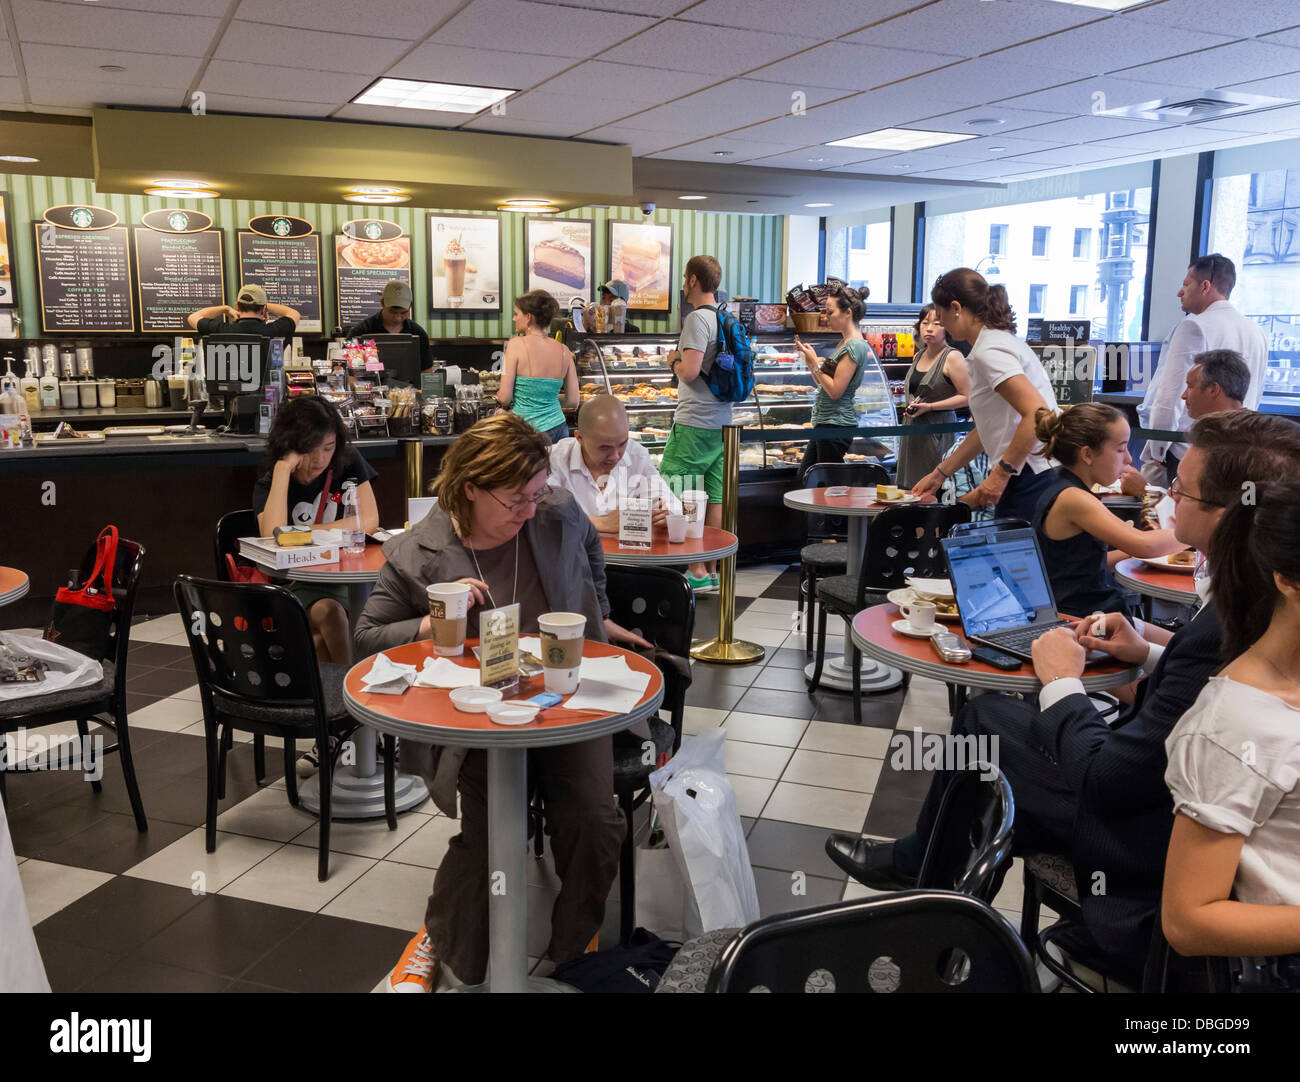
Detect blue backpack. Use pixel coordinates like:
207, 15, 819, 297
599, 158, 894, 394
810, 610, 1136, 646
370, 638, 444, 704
698, 304, 755, 403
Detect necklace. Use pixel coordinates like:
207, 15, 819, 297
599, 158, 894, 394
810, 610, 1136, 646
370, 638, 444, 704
466, 533, 519, 611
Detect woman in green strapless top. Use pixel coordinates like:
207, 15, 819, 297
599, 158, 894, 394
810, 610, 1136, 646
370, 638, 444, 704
497, 290, 580, 443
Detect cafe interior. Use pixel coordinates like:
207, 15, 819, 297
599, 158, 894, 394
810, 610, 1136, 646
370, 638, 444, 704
4, 0, 1300, 1001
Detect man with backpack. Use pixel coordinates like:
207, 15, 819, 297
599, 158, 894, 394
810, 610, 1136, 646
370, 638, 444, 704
660, 254, 750, 593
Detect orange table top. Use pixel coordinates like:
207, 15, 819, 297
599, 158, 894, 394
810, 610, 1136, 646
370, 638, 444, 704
0, 566, 29, 607
600, 525, 738, 565
784, 487, 936, 514
1114, 557, 1199, 601
283, 544, 388, 583
343, 638, 664, 749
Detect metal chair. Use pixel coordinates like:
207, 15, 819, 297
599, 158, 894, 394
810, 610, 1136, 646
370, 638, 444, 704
946, 517, 1030, 538
916, 761, 1015, 904
173, 575, 393, 882
809, 503, 971, 724
0, 535, 148, 831
656, 890, 1038, 993
796, 461, 890, 655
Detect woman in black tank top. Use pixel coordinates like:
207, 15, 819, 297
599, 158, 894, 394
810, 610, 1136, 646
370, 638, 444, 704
1032, 403, 1185, 617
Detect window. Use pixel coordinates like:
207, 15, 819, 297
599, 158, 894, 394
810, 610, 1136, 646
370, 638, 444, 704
1029, 284, 1046, 314
1073, 228, 1091, 259
1032, 226, 1050, 257
1070, 285, 1087, 314
989, 223, 1008, 256
824, 219, 892, 298
1107, 222, 1127, 258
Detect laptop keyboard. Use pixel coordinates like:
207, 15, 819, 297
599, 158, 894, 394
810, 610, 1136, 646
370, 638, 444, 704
981, 620, 1069, 656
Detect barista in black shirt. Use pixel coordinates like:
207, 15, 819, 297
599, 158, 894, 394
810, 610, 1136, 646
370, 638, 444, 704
189, 283, 300, 385
344, 279, 433, 371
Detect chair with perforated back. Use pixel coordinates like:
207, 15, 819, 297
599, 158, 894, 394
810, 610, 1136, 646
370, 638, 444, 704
946, 517, 1030, 539
655, 890, 1038, 993
808, 504, 971, 724
915, 762, 1015, 903
173, 575, 392, 882
797, 462, 891, 655
0, 536, 148, 831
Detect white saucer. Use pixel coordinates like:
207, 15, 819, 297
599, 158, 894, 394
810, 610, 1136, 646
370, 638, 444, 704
892, 618, 938, 639
887, 589, 962, 622
877, 494, 921, 505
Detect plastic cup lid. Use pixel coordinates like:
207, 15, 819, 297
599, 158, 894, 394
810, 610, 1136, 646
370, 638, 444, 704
449, 686, 502, 712
488, 701, 540, 726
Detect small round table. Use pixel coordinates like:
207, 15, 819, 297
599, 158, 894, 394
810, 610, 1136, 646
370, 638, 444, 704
850, 605, 1141, 694
0, 568, 30, 608
1113, 558, 1199, 607
599, 525, 738, 568
344, 638, 664, 993
284, 545, 430, 820
783, 488, 935, 693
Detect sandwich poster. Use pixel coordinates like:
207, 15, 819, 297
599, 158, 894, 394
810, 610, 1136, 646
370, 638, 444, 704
428, 213, 502, 313
526, 217, 592, 301
608, 219, 673, 312
0, 192, 14, 308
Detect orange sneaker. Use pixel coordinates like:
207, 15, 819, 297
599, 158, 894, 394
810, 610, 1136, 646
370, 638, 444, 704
388, 927, 439, 993
586, 933, 599, 953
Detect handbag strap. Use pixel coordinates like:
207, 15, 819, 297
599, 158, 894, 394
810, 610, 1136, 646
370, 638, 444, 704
314, 469, 333, 524
84, 526, 119, 599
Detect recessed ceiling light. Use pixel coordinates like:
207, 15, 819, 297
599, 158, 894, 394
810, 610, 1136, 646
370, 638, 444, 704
99, 64, 125, 72
0, 155, 38, 163
352, 77, 513, 114
987, 146, 1008, 152
807, 157, 825, 162
678, 195, 707, 201
1042, 0, 1147, 9
965, 117, 1004, 128
828, 128, 976, 151
152, 179, 211, 188
713, 150, 733, 157
349, 185, 402, 195
501, 198, 555, 208
145, 187, 219, 198
344, 193, 409, 204
804, 202, 833, 208
497, 202, 557, 212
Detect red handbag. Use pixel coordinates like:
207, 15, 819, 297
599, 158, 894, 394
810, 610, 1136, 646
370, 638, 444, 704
44, 525, 120, 659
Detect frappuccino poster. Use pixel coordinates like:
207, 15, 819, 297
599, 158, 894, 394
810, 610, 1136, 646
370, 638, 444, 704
427, 213, 501, 313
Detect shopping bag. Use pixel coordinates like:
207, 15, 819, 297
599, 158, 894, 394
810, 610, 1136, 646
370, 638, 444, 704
648, 728, 760, 933
634, 841, 701, 943
43, 526, 119, 660
0, 633, 104, 702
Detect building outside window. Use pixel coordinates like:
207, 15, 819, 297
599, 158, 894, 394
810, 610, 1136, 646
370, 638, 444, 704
1070, 284, 1088, 314
825, 218, 892, 299
1029, 284, 1046, 314
1032, 226, 1050, 257
989, 223, 1008, 255
1073, 228, 1091, 259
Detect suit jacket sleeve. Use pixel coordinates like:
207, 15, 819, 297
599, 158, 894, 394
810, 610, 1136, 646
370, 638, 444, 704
353, 562, 425, 657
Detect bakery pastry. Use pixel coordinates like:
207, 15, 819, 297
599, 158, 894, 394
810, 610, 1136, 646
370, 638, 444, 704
618, 235, 662, 290
534, 238, 586, 288
1167, 550, 1197, 566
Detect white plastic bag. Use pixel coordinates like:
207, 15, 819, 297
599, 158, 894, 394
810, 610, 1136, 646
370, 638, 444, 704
633, 844, 699, 943
0, 634, 103, 702
648, 728, 760, 933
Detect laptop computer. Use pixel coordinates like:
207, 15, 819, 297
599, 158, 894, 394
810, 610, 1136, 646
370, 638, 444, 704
941, 527, 1085, 663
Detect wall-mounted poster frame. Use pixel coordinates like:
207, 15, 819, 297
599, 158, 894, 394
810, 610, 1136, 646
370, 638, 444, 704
607, 219, 674, 313
524, 217, 593, 301
0, 191, 15, 309
427, 213, 502, 314
33, 220, 136, 333
240, 223, 323, 333
334, 221, 411, 332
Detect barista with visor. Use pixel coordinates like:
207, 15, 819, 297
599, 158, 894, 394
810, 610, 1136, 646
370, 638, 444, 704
345, 279, 434, 372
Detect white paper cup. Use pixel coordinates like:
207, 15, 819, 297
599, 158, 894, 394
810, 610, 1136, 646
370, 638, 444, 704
538, 611, 586, 695
681, 489, 707, 539
899, 600, 937, 632
427, 582, 471, 656
666, 514, 687, 543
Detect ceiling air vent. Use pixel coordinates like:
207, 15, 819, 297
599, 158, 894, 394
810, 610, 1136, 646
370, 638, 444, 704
1099, 90, 1293, 123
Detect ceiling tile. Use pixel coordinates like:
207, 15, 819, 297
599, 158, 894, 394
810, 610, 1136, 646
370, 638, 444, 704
933, 134, 1071, 159
0, 76, 24, 103
526, 0, 692, 13
745, 146, 899, 170
892, 57, 1084, 104
745, 41, 961, 93
26, 77, 183, 109
0, 47, 14, 78
18, 44, 202, 88
612, 79, 844, 136
849, 0, 1107, 57
997, 144, 1137, 166
200, 60, 371, 104
1085, 124, 1255, 154
388, 43, 576, 88
233, 0, 461, 36
215, 21, 413, 76
648, 134, 809, 164
989, 19, 1235, 79
598, 21, 818, 76
877, 148, 996, 172
12, 0, 222, 55
1121, 0, 1300, 37
1118, 40, 1300, 89
458, 114, 597, 139
999, 75, 1204, 116
680, 0, 919, 36
431, 0, 656, 60
1194, 104, 1300, 134
46, 0, 228, 11
531, 60, 716, 105
905, 160, 1021, 181
334, 102, 495, 126
1219, 70, 1300, 101
200, 93, 340, 119
911, 105, 1073, 138
576, 124, 678, 156
1006, 113, 1172, 142
1261, 27, 1300, 51
738, 85, 970, 144
478, 90, 639, 131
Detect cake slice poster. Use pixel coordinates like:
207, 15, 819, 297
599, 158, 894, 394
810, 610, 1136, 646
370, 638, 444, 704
427, 213, 502, 313
608, 220, 674, 312
526, 218, 593, 301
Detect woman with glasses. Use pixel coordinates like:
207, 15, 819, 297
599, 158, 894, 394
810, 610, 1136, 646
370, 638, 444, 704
354, 412, 650, 992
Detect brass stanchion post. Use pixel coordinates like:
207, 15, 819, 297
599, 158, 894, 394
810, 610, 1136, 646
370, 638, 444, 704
691, 424, 764, 664
404, 438, 423, 519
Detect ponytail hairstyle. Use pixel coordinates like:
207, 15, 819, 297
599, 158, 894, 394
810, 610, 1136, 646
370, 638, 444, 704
931, 268, 1016, 333
1032, 402, 1123, 467
1208, 478, 1300, 663
827, 283, 867, 321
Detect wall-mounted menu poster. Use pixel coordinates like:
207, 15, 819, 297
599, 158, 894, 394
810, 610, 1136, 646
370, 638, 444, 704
239, 230, 323, 333
428, 213, 501, 313
608, 220, 673, 313
133, 227, 225, 332
34, 221, 135, 333
525, 217, 593, 300
334, 219, 411, 332
0, 193, 15, 308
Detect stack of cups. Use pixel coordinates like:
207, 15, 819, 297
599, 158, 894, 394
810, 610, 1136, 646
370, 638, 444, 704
538, 611, 586, 695
427, 582, 471, 656
681, 489, 707, 539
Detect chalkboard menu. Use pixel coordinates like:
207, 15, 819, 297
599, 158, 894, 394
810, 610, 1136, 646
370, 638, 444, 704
334, 229, 411, 333
34, 222, 135, 333
239, 231, 323, 333
133, 227, 225, 332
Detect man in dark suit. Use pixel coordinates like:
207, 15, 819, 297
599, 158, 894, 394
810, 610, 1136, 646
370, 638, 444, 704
827, 410, 1300, 975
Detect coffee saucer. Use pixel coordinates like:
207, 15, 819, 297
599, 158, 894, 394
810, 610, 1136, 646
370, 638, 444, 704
892, 619, 938, 640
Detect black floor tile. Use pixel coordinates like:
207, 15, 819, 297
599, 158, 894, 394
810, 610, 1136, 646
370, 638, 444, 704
138, 894, 312, 980
684, 679, 748, 713
686, 667, 759, 703
34, 877, 208, 956
34, 933, 119, 993
128, 730, 215, 778
748, 665, 813, 693
746, 819, 847, 880
740, 815, 756, 837
733, 686, 818, 721
22, 811, 193, 874
127, 642, 192, 669
127, 666, 200, 698
759, 586, 802, 601
224, 979, 294, 992
873, 759, 939, 804
241, 914, 412, 993
125, 691, 163, 715
812, 691, 905, 728
77, 957, 232, 993
754, 866, 844, 919
8, 798, 115, 854
764, 646, 813, 670
862, 795, 926, 841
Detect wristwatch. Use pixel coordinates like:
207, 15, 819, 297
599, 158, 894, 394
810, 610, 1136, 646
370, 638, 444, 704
997, 459, 1017, 476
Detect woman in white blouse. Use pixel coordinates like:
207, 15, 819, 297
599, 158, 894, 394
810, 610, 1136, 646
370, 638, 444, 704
1163, 478, 1300, 972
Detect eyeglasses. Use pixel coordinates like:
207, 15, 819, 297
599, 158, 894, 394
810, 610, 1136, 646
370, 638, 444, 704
485, 487, 549, 514
1169, 478, 1220, 508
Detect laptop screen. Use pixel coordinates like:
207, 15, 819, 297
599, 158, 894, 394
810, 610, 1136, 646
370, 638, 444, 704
943, 529, 1059, 637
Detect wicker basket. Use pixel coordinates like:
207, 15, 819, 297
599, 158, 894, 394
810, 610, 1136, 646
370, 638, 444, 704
790, 310, 824, 333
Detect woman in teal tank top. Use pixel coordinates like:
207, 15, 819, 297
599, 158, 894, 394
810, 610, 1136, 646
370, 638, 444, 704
497, 290, 579, 443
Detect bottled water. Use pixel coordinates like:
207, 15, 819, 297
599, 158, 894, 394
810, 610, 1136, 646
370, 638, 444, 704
342, 482, 365, 554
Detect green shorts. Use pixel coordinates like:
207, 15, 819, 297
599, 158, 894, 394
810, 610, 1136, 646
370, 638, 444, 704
659, 422, 724, 504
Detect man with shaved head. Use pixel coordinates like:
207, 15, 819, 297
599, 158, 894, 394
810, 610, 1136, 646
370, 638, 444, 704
548, 394, 681, 533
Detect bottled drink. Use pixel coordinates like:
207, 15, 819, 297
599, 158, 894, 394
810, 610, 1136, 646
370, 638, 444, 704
342, 482, 365, 554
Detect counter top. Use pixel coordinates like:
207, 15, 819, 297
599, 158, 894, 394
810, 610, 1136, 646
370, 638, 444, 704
27, 406, 202, 425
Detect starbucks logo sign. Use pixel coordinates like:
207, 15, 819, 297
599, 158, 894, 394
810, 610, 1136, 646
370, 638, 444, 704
272, 217, 292, 236
168, 211, 190, 232
70, 207, 93, 229
364, 222, 383, 240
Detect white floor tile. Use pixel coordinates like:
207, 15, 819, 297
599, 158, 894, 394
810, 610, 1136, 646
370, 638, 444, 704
896, 706, 952, 733
742, 598, 801, 615
128, 695, 205, 733
171, 684, 203, 703
320, 859, 432, 931
798, 720, 893, 758
721, 712, 809, 748
17, 860, 115, 925
841, 879, 892, 902
123, 827, 282, 893
726, 773, 775, 818
728, 623, 791, 648
733, 608, 801, 632
682, 706, 729, 735
290, 808, 432, 860
384, 814, 461, 870
762, 781, 871, 832
214, 786, 318, 843
129, 615, 185, 644
781, 749, 882, 794
219, 843, 375, 912
723, 739, 792, 781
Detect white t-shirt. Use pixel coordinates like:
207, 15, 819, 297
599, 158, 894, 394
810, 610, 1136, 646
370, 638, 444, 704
673, 305, 730, 429
1165, 675, 1300, 906
548, 435, 682, 520
965, 326, 1058, 473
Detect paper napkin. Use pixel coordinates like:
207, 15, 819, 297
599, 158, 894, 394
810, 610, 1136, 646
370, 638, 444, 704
414, 657, 481, 689
361, 652, 417, 695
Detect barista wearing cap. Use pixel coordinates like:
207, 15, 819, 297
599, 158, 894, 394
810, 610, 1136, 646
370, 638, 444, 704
188, 282, 300, 339
345, 279, 433, 372
599, 279, 640, 334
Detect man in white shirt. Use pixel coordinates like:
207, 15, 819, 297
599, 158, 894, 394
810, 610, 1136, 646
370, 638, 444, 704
1139, 253, 1268, 484
548, 394, 681, 533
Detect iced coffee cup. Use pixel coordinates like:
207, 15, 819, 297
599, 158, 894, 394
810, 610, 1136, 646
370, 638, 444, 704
444, 237, 467, 307
427, 582, 471, 656
681, 489, 707, 539
538, 611, 586, 695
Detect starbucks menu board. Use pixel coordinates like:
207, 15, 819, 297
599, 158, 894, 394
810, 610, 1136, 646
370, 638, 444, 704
133, 227, 225, 332
239, 232, 323, 333
334, 233, 411, 331
34, 223, 135, 333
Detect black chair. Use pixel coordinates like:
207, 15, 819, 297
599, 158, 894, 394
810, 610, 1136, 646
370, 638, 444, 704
532, 565, 695, 944
947, 517, 1030, 538
173, 575, 395, 882
797, 461, 891, 655
809, 504, 971, 724
916, 761, 1015, 904
656, 890, 1038, 993
0, 536, 148, 830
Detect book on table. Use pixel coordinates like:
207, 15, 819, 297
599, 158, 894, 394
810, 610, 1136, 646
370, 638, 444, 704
238, 534, 340, 570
